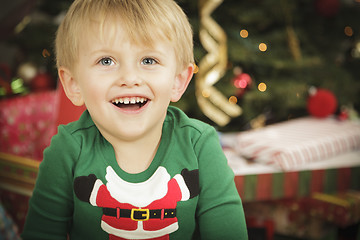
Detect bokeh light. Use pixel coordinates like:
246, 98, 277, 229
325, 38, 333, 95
258, 82, 267, 92
240, 29, 249, 38
229, 96, 238, 104
259, 43, 267, 52
344, 26, 353, 37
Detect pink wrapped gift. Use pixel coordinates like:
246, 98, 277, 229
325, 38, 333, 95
235, 117, 360, 170
0, 82, 86, 161
0, 91, 58, 161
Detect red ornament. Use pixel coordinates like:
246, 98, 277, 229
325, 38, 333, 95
233, 73, 253, 99
315, 0, 340, 17
30, 72, 54, 92
233, 73, 252, 89
307, 88, 338, 118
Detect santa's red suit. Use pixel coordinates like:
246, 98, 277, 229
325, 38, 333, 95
87, 166, 191, 240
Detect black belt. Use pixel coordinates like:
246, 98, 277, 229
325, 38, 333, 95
103, 207, 176, 221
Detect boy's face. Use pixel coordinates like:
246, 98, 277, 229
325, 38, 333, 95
59, 22, 193, 144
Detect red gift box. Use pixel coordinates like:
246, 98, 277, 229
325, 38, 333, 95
0, 85, 86, 161
0, 91, 58, 161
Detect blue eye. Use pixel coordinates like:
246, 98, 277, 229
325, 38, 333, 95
141, 58, 157, 65
99, 57, 114, 66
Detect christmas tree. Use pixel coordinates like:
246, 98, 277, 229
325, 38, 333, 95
178, 0, 360, 131
1, 0, 359, 131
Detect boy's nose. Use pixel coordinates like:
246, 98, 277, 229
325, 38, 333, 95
118, 65, 142, 87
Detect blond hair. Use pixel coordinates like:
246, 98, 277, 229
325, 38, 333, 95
55, 0, 194, 71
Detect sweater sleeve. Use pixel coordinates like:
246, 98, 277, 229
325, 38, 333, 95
194, 127, 248, 240
21, 126, 79, 240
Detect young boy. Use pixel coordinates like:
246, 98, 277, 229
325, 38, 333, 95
21, 0, 248, 239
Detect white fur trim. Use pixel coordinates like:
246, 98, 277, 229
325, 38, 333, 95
89, 179, 103, 206
101, 221, 178, 239
105, 166, 171, 207
173, 174, 190, 201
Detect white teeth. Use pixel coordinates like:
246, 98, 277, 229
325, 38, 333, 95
137, 97, 145, 103
111, 97, 147, 104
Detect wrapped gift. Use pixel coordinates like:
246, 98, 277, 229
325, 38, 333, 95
235, 117, 360, 170
310, 191, 360, 227
0, 91, 58, 161
232, 165, 360, 202
0, 85, 86, 161
243, 200, 338, 239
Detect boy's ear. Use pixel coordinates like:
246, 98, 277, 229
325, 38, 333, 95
171, 63, 194, 102
58, 67, 85, 106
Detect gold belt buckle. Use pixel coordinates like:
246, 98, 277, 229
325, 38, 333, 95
131, 209, 150, 221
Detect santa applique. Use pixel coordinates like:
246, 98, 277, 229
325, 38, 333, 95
74, 166, 199, 240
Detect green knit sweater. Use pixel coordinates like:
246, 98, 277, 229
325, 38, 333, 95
22, 106, 247, 240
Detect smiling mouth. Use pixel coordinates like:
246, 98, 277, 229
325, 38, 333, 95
111, 97, 149, 109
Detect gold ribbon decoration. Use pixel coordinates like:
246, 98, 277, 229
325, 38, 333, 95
282, 0, 302, 61
196, 0, 242, 126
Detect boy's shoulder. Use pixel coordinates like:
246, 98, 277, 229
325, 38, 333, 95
166, 106, 214, 134
60, 110, 96, 135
